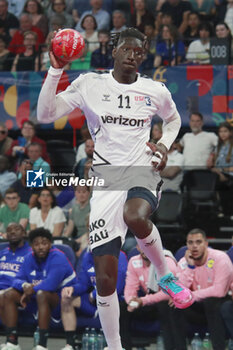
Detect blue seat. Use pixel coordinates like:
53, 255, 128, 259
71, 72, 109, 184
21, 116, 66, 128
174, 246, 188, 261
53, 244, 76, 268
226, 246, 233, 263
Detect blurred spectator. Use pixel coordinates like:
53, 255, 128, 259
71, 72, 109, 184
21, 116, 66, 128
69, 39, 92, 70
0, 0, 19, 38
7, 0, 27, 17
176, 228, 233, 350
1, 227, 78, 350
74, 138, 94, 178
150, 122, 162, 143
91, 29, 113, 68
121, 246, 185, 350
7, 120, 51, 168
78, 14, 99, 53
46, 0, 74, 15
110, 9, 127, 33
131, 0, 155, 33
0, 193, 4, 208
215, 21, 233, 63
208, 122, 233, 216
155, 12, 174, 37
186, 21, 213, 64
11, 31, 38, 71
23, 0, 49, 37
160, 140, 184, 192
48, 0, 74, 32
224, 0, 233, 35
0, 188, 30, 235
0, 123, 13, 155
178, 112, 218, 169
183, 11, 200, 48
61, 248, 127, 350
27, 142, 51, 176
8, 13, 45, 55
49, 12, 66, 31
49, 179, 75, 213
29, 188, 66, 237
63, 184, 90, 239
143, 22, 157, 55
75, 125, 91, 164
154, 24, 185, 67
0, 223, 31, 323
0, 35, 14, 71
221, 284, 233, 350
11, 158, 38, 208
158, 0, 193, 34
188, 0, 216, 21
0, 19, 11, 46
75, 0, 111, 32
0, 155, 17, 197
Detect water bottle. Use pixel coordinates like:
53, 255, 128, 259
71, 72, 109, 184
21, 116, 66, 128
33, 327, 40, 347
89, 328, 97, 350
202, 332, 212, 349
82, 327, 90, 350
191, 333, 202, 350
156, 333, 165, 350
97, 329, 105, 350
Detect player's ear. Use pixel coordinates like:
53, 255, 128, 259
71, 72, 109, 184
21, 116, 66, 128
112, 48, 117, 59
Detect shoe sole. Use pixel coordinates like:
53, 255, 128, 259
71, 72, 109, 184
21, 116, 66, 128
173, 294, 194, 309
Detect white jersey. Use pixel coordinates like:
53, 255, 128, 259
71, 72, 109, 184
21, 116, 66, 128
37, 68, 181, 190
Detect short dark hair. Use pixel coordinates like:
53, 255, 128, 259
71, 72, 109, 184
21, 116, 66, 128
81, 14, 97, 30
187, 228, 207, 240
5, 187, 19, 197
112, 27, 147, 49
36, 188, 56, 208
29, 227, 53, 243
198, 21, 213, 36
22, 120, 36, 130
189, 112, 203, 120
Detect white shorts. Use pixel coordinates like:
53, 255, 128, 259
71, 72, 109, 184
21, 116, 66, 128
89, 186, 162, 251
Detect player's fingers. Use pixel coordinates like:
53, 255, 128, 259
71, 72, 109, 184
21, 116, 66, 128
146, 141, 157, 153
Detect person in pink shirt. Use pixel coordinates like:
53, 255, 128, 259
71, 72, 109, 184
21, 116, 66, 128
221, 280, 233, 350
176, 228, 233, 350
121, 246, 187, 350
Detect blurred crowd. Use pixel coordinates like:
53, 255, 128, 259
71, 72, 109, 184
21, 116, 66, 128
0, 0, 232, 73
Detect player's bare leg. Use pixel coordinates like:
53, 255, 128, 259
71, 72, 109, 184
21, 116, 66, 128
124, 197, 193, 309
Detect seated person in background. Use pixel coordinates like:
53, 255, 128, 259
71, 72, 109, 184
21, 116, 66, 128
78, 14, 99, 53
160, 140, 184, 192
61, 248, 128, 350
178, 112, 218, 170
0, 223, 31, 323
221, 282, 233, 350
48, 0, 74, 32
27, 142, 51, 177
91, 30, 113, 69
69, 39, 92, 71
1, 227, 78, 350
50, 179, 75, 214
154, 24, 185, 67
6, 120, 50, 168
0, 0, 19, 39
188, 0, 216, 21
63, 185, 90, 239
143, 22, 157, 55
183, 11, 200, 49
149, 122, 162, 143
207, 121, 233, 216
11, 30, 38, 72
110, 10, 127, 33
130, 0, 154, 34
0, 188, 30, 236
0, 123, 13, 155
29, 188, 66, 237
186, 21, 213, 64
11, 158, 38, 208
215, 21, 233, 63
0, 155, 17, 196
23, 0, 49, 38
121, 245, 186, 350
8, 13, 44, 55
75, 125, 91, 164
176, 228, 233, 350
74, 138, 94, 179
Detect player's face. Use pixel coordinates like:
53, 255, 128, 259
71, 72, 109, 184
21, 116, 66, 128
32, 236, 52, 259
113, 38, 145, 72
186, 233, 208, 261
6, 223, 25, 244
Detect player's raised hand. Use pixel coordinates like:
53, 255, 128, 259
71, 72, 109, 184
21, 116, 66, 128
49, 31, 67, 69
146, 142, 168, 171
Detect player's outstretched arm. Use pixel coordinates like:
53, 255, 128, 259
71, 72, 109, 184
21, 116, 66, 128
37, 48, 72, 124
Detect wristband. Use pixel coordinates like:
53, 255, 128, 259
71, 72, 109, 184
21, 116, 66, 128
188, 264, 195, 269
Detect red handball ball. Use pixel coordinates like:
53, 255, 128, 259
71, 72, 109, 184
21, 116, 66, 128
52, 29, 85, 62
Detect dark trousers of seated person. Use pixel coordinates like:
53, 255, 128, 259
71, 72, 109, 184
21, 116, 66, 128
120, 300, 187, 350
221, 299, 233, 339
179, 297, 229, 350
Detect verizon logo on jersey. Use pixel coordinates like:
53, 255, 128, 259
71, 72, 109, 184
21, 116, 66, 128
101, 115, 144, 127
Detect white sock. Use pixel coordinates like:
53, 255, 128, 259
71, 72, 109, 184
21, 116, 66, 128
97, 291, 122, 350
136, 225, 170, 280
